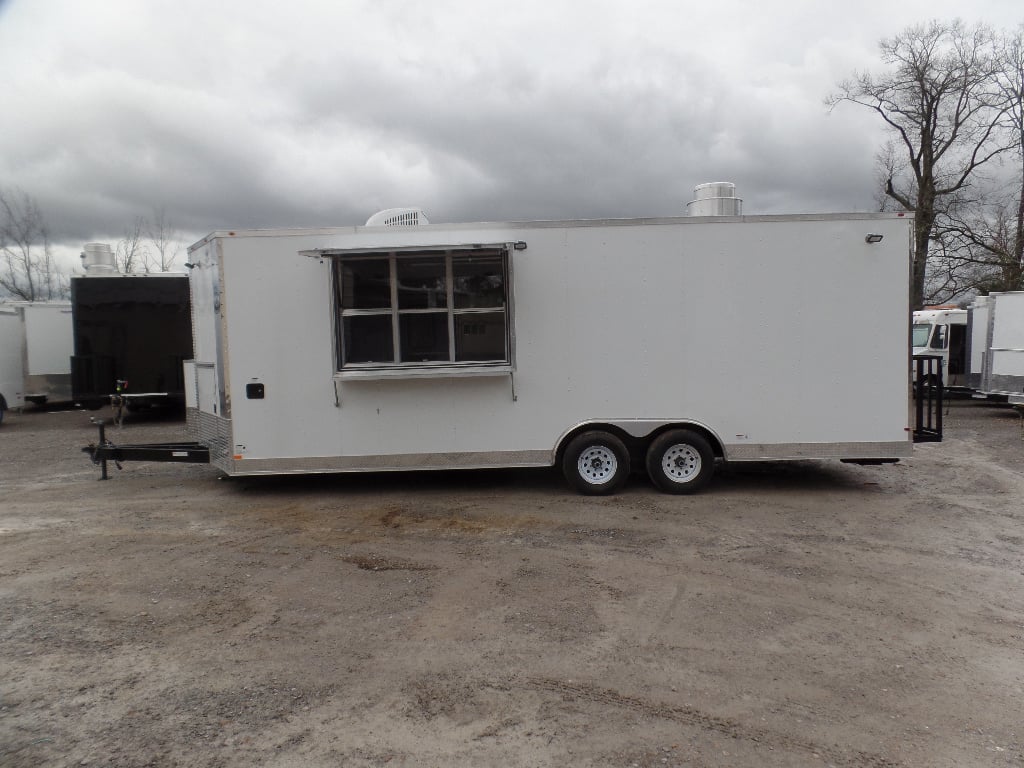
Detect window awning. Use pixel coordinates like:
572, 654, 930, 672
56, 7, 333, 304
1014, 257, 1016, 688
301, 243, 513, 259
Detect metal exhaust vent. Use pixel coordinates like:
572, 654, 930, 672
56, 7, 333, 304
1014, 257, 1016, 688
80, 243, 118, 275
686, 182, 742, 216
365, 207, 430, 227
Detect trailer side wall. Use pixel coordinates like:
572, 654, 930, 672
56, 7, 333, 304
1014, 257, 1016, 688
987, 292, 1024, 400
21, 302, 73, 403
187, 214, 913, 475
0, 306, 25, 413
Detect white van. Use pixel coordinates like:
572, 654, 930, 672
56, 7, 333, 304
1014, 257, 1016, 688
912, 307, 967, 390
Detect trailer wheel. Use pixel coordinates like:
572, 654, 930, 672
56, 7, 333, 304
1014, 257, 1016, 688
646, 429, 714, 494
562, 431, 630, 495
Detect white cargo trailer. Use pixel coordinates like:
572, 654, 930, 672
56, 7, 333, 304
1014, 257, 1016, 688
0, 301, 73, 421
0, 305, 25, 422
160, 211, 919, 494
20, 301, 74, 405
966, 296, 991, 393
967, 291, 1024, 405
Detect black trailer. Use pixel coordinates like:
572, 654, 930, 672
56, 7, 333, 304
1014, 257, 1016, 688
70, 274, 193, 410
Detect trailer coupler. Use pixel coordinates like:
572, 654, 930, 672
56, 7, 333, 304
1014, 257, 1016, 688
83, 419, 210, 480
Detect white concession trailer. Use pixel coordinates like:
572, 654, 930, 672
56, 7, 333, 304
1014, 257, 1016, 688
967, 291, 1024, 404
158, 210, 918, 494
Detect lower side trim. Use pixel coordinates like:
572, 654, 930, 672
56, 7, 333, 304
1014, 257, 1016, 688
184, 407, 915, 475
23, 373, 72, 403
724, 440, 913, 461
220, 444, 913, 476
223, 450, 553, 476
984, 374, 1024, 397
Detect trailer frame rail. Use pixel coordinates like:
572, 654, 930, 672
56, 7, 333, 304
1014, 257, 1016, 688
83, 420, 210, 479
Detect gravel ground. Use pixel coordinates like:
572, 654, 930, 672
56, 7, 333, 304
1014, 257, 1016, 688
1, 399, 1023, 767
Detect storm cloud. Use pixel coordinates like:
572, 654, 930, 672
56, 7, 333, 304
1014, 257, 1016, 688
1, 0, 1021, 264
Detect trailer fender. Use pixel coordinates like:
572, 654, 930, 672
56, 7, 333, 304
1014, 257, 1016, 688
554, 420, 725, 463
552, 421, 729, 468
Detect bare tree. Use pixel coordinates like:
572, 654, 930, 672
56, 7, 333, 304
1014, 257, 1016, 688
829, 20, 1011, 309
990, 24, 1024, 290
0, 188, 67, 300
920, 26, 1024, 298
116, 216, 151, 273
146, 206, 179, 272
938, 190, 1023, 295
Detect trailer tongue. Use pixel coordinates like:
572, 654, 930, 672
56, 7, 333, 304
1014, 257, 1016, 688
83, 420, 209, 480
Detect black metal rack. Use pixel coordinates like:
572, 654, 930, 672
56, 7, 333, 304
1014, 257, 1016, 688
913, 354, 944, 443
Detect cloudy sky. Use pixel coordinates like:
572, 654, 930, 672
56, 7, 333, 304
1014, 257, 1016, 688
1, 0, 1022, 268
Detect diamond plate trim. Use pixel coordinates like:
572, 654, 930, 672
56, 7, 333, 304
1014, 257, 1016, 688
724, 441, 912, 461
187, 408, 233, 473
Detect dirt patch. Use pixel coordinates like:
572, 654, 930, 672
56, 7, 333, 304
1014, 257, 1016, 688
1, 401, 1023, 766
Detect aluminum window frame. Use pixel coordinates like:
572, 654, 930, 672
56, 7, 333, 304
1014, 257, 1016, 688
321, 244, 515, 378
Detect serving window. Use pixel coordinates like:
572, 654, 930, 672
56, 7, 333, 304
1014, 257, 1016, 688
331, 246, 512, 373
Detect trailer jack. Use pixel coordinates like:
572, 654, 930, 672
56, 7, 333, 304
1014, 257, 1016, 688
83, 419, 210, 480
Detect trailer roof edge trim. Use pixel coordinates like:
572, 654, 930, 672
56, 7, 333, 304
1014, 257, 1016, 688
300, 242, 513, 258
188, 211, 911, 253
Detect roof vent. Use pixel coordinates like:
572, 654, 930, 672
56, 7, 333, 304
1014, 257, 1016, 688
80, 243, 117, 275
686, 182, 742, 216
365, 207, 430, 227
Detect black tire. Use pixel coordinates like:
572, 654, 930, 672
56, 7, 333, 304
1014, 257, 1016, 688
645, 429, 715, 494
562, 430, 631, 496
